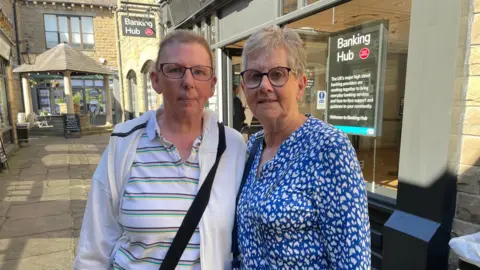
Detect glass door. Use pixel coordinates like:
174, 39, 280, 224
38, 88, 52, 114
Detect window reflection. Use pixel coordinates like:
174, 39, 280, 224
231, 0, 411, 198
283, 0, 298, 15
285, 0, 411, 198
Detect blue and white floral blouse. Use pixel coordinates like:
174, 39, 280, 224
237, 116, 371, 269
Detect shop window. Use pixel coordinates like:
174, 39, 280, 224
283, 0, 412, 198
44, 14, 95, 49
141, 61, 158, 111
127, 70, 138, 119
283, 0, 298, 15
0, 59, 10, 132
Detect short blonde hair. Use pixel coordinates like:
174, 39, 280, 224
242, 26, 306, 76
156, 30, 213, 69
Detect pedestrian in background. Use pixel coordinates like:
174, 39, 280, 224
232, 84, 246, 132
233, 25, 371, 269
75, 30, 246, 270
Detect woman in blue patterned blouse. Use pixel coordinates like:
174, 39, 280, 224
235, 26, 371, 269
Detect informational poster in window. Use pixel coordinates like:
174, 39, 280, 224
317, 90, 326, 110
326, 20, 388, 137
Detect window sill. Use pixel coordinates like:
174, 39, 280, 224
368, 191, 396, 213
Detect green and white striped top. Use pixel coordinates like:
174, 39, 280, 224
112, 114, 202, 270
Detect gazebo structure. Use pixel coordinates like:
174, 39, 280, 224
13, 43, 113, 126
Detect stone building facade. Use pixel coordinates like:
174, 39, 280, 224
13, 0, 118, 127
452, 0, 480, 245
16, 1, 117, 67
116, 0, 162, 121
0, 1, 23, 152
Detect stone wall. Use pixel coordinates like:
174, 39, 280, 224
0, 1, 22, 147
117, 0, 163, 118
16, 2, 117, 67
450, 0, 480, 266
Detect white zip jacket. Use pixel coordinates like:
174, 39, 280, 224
74, 109, 247, 270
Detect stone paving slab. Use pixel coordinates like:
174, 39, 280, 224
7, 201, 70, 220
0, 213, 73, 238
0, 134, 109, 269
0, 230, 72, 262
0, 250, 74, 270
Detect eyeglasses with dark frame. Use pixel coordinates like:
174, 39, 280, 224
240, 67, 293, 89
157, 63, 214, 81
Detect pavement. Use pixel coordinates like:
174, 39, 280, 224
0, 134, 109, 270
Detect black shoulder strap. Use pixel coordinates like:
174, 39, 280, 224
111, 122, 148, 137
160, 122, 226, 270
231, 135, 263, 269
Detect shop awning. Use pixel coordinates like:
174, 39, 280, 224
31, 0, 117, 8
13, 43, 112, 75
29, 74, 106, 80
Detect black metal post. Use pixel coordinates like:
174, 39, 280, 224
382, 171, 457, 270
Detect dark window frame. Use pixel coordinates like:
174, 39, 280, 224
0, 58, 12, 144
43, 14, 95, 50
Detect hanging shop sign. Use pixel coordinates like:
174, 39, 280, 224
121, 16, 156, 38
325, 20, 388, 137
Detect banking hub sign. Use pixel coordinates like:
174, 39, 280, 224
121, 16, 156, 38
326, 20, 388, 137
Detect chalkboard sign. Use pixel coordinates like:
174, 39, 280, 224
0, 137, 8, 171
64, 114, 81, 138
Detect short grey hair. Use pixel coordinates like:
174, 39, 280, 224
242, 25, 306, 76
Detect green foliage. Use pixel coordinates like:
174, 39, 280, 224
73, 92, 82, 104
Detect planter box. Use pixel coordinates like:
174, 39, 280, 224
74, 104, 81, 114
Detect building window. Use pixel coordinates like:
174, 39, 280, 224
0, 59, 9, 132
44, 14, 95, 49
306, 0, 320, 4
283, 0, 298, 15
127, 70, 138, 119
33, 77, 111, 125
142, 61, 158, 111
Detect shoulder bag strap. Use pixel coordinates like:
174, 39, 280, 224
160, 122, 227, 270
231, 135, 264, 269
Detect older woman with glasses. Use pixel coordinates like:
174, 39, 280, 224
233, 26, 370, 269
75, 30, 247, 270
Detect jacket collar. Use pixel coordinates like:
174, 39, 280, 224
113, 109, 219, 151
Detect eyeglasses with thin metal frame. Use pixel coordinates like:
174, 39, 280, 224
157, 63, 214, 81
240, 67, 293, 89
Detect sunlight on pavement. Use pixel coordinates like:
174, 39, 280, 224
41, 154, 101, 166
44, 144, 99, 152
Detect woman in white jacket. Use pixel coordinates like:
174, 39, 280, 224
74, 30, 247, 270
